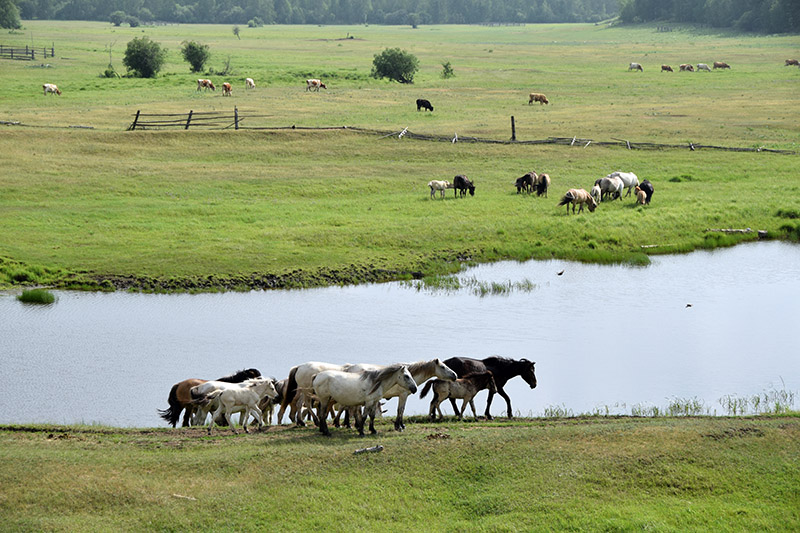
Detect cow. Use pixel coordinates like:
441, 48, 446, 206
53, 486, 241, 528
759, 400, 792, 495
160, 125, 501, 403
416, 98, 434, 112
785, 59, 800, 67
197, 79, 215, 91
628, 62, 643, 72
245, 78, 255, 89
43, 83, 61, 96
697, 63, 712, 72
713, 61, 730, 69
679, 64, 695, 72
306, 79, 326, 91
528, 93, 549, 105
222, 82, 232, 96
661, 65, 673, 72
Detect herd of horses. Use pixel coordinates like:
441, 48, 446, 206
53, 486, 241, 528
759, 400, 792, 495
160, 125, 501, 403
159, 356, 537, 436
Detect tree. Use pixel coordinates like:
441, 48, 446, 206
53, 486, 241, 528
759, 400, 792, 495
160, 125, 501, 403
371, 48, 419, 84
232, 25, 240, 39
0, 0, 22, 29
123, 36, 167, 78
109, 10, 127, 26
441, 60, 455, 79
181, 40, 210, 72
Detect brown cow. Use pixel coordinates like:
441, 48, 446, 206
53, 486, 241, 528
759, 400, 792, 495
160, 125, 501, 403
784, 59, 799, 67
43, 83, 61, 95
528, 92, 549, 105
222, 82, 232, 96
713, 61, 731, 69
679, 64, 694, 72
661, 65, 673, 72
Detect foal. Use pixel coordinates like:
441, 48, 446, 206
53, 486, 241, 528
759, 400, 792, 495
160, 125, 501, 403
420, 371, 496, 421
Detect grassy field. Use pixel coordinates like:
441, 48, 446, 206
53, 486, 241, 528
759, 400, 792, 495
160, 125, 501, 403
1, 416, 798, 531
1, 22, 799, 289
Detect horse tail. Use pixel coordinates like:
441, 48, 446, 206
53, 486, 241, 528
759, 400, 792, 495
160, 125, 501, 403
157, 383, 181, 427
557, 191, 574, 207
419, 380, 435, 399
281, 366, 299, 413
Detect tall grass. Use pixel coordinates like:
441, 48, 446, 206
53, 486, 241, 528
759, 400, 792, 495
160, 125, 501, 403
17, 288, 56, 304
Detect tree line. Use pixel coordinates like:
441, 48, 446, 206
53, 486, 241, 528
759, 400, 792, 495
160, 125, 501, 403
619, 0, 800, 33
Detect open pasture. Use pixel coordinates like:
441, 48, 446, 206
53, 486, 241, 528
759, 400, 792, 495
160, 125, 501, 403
1, 22, 799, 288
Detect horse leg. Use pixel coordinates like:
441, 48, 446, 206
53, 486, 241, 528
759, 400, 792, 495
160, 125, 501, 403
484, 389, 496, 420
395, 393, 408, 431
224, 408, 238, 434
469, 398, 479, 420
367, 404, 377, 434
250, 405, 264, 432
457, 399, 467, 420
448, 396, 459, 416
495, 387, 514, 418
317, 399, 331, 436
208, 405, 223, 435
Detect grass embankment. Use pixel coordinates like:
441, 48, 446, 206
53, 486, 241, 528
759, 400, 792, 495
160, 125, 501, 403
1, 417, 798, 531
1, 22, 798, 290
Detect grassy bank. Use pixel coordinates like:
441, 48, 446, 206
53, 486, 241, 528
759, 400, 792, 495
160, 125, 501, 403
1, 22, 798, 290
1, 416, 798, 531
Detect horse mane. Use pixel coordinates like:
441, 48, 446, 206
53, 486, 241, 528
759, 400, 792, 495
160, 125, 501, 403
217, 368, 261, 383
361, 364, 406, 395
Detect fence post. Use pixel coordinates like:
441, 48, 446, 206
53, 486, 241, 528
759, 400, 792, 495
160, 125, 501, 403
185, 110, 193, 130
130, 110, 141, 131
510, 116, 516, 141
234, 107, 239, 130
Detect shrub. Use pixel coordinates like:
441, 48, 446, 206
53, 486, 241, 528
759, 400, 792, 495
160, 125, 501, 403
0, 0, 22, 29
123, 36, 166, 78
126, 15, 140, 27
441, 61, 455, 79
181, 40, 210, 73
371, 48, 419, 84
109, 10, 126, 26
17, 289, 56, 304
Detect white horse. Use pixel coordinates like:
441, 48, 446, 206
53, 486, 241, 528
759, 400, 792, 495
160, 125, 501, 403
428, 180, 451, 199
590, 184, 602, 204
697, 63, 712, 72
192, 378, 277, 427
606, 171, 639, 197
279, 361, 349, 426
313, 364, 417, 436
595, 175, 624, 201
341, 359, 457, 431
201, 378, 278, 434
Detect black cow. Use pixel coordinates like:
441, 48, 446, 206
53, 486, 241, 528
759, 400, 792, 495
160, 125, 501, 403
453, 175, 475, 197
416, 98, 434, 112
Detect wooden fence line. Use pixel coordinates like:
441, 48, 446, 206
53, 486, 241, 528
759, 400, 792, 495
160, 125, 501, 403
0, 44, 55, 61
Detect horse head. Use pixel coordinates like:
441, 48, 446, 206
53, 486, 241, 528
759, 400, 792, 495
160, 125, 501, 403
587, 198, 597, 212
520, 359, 537, 389
400, 366, 417, 394
434, 359, 458, 381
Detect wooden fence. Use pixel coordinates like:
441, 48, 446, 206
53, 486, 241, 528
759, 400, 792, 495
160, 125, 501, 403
0, 44, 55, 61
127, 108, 273, 130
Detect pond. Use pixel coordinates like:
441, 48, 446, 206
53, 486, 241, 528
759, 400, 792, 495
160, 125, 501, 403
1, 242, 798, 427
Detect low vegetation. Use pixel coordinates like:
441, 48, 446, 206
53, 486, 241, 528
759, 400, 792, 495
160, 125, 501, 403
16, 288, 56, 304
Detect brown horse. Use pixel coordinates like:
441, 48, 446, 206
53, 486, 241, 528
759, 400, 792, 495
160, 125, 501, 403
420, 371, 497, 421
158, 368, 261, 427
442, 356, 536, 419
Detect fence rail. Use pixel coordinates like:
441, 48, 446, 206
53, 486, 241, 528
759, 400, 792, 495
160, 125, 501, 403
0, 44, 55, 61
127, 108, 274, 130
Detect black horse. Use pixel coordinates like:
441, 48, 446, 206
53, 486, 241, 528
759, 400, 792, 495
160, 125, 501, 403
442, 356, 536, 419
639, 179, 654, 204
453, 175, 475, 197
515, 172, 535, 194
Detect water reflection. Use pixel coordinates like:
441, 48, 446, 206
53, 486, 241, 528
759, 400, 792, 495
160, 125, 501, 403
1, 242, 798, 427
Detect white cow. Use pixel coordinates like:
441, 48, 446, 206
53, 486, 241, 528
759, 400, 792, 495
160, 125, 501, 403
43, 83, 61, 96
428, 180, 451, 199
245, 78, 255, 89
306, 79, 326, 91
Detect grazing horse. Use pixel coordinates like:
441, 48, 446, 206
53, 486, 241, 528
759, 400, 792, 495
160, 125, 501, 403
661, 65, 673, 72
628, 62, 643, 72
590, 184, 601, 204
279, 361, 348, 426
515, 172, 536, 194
421, 371, 497, 421
679, 64, 694, 72
312, 365, 417, 436
528, 93, 549, 105
43, 83, 61, 96
536, 173, 551, 197
785, 59, 800, 67
697, 63, 712, 72
453, 175, 475, 197
428, 180, 451, 199
638, 179, 654, 204
306, 79, 326, 91
557, 188, 597, 214
595, 176, 624, 201
341, 359, 457, 431
202, 378, 279, 434
158, 368, 261, 427
635, 186, 647, 205
245, 78, 255, 89
222, 82, 232, 96
605, 171, 639, 198
713, 61, 731, 69
442, 356, 537, 419
416, 98, 434, 112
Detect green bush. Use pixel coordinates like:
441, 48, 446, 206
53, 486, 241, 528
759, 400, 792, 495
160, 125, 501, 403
123, 36, 166, 78
17, 288, 56, 304
371, 48, 419, 84
181, 40, 210, 73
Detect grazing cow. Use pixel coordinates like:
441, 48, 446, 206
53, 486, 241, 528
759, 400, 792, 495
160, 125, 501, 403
785, 59, 800, 67
536, 173, 550, 197
197, 79, 215, 91
661, 65, 673, 72
306, 79, 326, 91
679, 64, 694, 72
245, 78, 255, 89
557, 188, 597, 214
43, 83, 61, 96
222, 82, 232, 96
635, 186, 647, 205
515, 172, 536, 194
713, 61, 731, 69
628, 62, 643, 72
416, 98, 434, 112
428, 180, 451, 199
638, 179, 655, 204
453, 175, 475, 198
528, 93, 549, 105
697, 63, 712, 72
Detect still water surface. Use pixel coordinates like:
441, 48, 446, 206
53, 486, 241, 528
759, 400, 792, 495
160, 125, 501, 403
1, 242, 798, 427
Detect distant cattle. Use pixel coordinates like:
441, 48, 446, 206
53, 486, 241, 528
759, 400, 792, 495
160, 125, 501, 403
43, 83, 61, 96
416, 98, 434, 112
528, 93, 549, 105
306, 79, 326, 91
245, 78, 255, 89
697, 63, 712, 72
628, 62, 643, 72
679, 64, 694, 72
197, 79, 215, 91
222, 82, 232, 96
785, 59, 799, 67
713, 61, 731, 69
661, 65, 673, 72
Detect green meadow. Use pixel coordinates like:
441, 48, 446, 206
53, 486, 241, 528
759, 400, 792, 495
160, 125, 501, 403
1, 21, 799, 289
